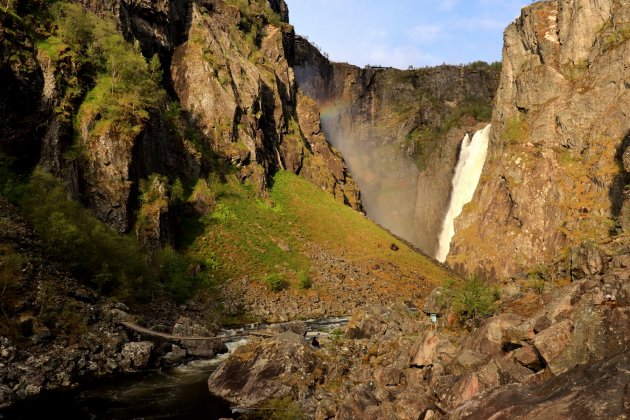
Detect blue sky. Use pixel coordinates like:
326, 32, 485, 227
286, 0, 531, 68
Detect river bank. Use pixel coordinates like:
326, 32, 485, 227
1, 317, 348, 418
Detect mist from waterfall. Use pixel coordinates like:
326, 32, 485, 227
318, 105, 420, 244
435, 124, 491, 262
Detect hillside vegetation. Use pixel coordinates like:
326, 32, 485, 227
184, 170, 450, 287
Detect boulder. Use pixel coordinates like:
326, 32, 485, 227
375, 367, 402, 387
532, 319, 573, 375
207, 332, 324, 408
461, 314, 524, 357
120, 341, 154, 372
422, 287, 450, 315
162, 345, 187, 365
449, 357, 533, 408
510, 345, 545, 372
394, 388, 433, 420
452, 350, 630, 419
335, 383, 380, 420
570, 246, 608, 279
409, 330, 458, 367
173, 317, 227, 358
346, 306, 400, 339
270, 321, 307, 336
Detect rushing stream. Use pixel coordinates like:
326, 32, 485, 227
1, 317, 349, 420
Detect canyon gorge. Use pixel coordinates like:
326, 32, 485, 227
1, 0, 629, 418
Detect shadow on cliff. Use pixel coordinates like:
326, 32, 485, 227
609, 131, 630, 224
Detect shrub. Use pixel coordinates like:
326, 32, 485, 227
210, 203, 237, 221
158, 246, 196, 303
47, 3, 166, 139
450, 276, 499, 321
298, 270, 312, 289
264, 273, 288, 292
17, 169, 155, 298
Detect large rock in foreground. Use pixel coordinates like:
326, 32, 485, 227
207, 332, 324, 408
452, 349, 630, 419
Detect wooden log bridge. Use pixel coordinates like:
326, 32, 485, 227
120, 321, 218, 341
120, 320, 277, 341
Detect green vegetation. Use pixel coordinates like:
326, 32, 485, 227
444, 276, 500, 321
526, 264, 549, 294
182, 170, 451, 291
602, 23, 630, 51
0, 243, 24, 333
465, 60, 502, 72
37, 3, 165, 142
264, 273, 289, 292
567, 58, 589, 82
298, 270, 312, 289
502, 115, 528, 145
408, 99, 493, 169
2, 169, 208, 303
19, 170, 151, 293
225, 0, 283, 52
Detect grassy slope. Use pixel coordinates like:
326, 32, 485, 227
184, 171, 452, 291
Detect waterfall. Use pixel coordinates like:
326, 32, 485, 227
435, 124, 491, 263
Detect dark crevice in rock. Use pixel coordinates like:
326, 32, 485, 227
610, 131, 630, 219
500, 176, 524, 228
502, 342, 524, 352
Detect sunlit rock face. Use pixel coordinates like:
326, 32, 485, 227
449, 0, 630, 279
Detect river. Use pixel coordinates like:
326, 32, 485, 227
1, 317, 349, 419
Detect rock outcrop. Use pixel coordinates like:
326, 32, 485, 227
207, 331, 325, 407
1, 0, 361, 237
0, 11, 45, 171
170, 0, 361, 209
294, 36, 500, 255
449, 0, 630, 278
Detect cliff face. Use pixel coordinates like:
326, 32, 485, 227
294, 37, 500, 254
0, 12, 45, 171
0, 0, 361, 234
449, 0, 630, 279
170, 0, 360, 208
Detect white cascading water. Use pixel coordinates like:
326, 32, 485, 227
435, 124, 492, 262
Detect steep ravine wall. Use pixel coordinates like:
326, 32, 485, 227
449, 0, 630, 279
294, 37, 500, 255
1, 0, 362, 234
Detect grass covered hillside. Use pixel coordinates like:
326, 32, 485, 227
179, 170, 453, 322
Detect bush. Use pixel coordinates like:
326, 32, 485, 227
48, 3, 166, 139
298, 270, 312, 289
19, 170, 152, 286
265, 273, 288, 292
449, 276, 499, 321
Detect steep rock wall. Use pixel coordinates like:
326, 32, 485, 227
449, 0, 630, 279
170, 0, 361, 209
3, 0, 361, 234
294, 37, 499, 254
0, 11, 45, 171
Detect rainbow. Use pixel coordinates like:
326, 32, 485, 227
318, 99, 350, 120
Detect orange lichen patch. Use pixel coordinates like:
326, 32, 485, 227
533, 3, 559, 43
